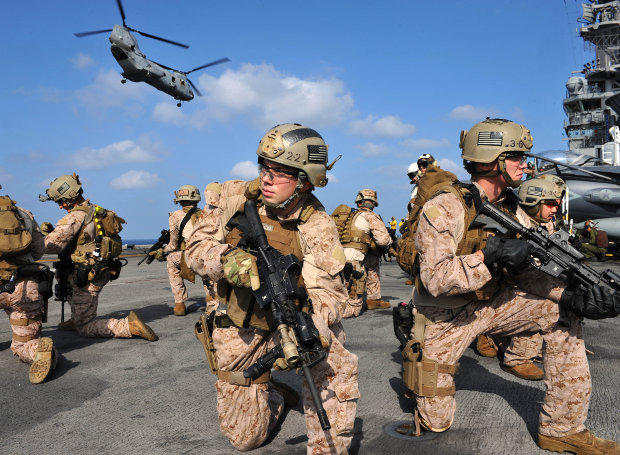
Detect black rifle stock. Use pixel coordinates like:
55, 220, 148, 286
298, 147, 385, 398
53, 253, 73, 323
137, 229, 170, 266
241, 199, 331, 431
477, 201, 620, 295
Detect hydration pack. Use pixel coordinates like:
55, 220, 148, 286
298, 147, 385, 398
0, 196, 32, 259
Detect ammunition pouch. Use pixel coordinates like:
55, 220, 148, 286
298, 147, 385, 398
74, 259, 123, 288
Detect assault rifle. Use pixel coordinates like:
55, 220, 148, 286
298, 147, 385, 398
137, 229, 170, 266
53, 252, 74, 323
475, 200, 620, 297
241, 199, 331, 430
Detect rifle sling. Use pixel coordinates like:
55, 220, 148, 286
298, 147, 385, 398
177, 207, 198, 250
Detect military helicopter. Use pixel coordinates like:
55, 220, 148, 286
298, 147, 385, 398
74, 0, 230, 106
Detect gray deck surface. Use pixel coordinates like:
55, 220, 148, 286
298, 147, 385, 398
1, 253, 618, 455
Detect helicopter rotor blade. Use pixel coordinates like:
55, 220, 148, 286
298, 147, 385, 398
74, 29, 113, 38
186, 58, 231, 74
150, 60, 175, 72
133, 29, 189, 49
116, 0, 127, 27
188, 78, 203, 97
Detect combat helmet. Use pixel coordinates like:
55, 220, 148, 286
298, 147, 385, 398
174, 185, 201, 204
355, 189, 378, 208
40, 173, 83, 202
460, 118, 533, 188
518, 175, 566, 220
256, 123, 340, 209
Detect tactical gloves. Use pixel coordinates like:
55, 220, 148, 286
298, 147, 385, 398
560, 284, 620, 320
482, 235, 531, 274
39, 222, 54, 235
221, 248, 260, 291
148, 248, 166, 262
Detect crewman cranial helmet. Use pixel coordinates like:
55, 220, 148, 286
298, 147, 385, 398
460, 118, 533, 188
355, 189, 378, 208
174, 185, 201, 204
417, 153, 437, 169
518, 175, 566, 220
407, 162, 419, 182
40, 173, 83, 202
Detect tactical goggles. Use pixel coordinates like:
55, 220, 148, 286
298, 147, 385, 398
543, 200, 561, 208
259, 163, 299, 183
417, 160, 430, 168
504, 153, 527, 164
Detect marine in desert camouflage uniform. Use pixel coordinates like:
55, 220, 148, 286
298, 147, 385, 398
406, 119, 619, 454
476, 175, 567, 381
0, 188, 57, 384
342, 189, 392, 317
187, 124, 359, 454
151, 185, 217, 316
41, 174, 157, 342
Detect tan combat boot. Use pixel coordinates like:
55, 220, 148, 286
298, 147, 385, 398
128, 311, 158, 341
501, 361, 544, 381
30, 337, 54, 384
57, 319, 76, 331
367, 299, 391, 310
173, 302, 186, 316
474, 334, 498, 358
538, 429, 620, 455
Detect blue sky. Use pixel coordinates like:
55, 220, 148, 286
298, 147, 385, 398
1, 1, 591, 239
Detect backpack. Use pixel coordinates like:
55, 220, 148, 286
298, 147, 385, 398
595, 229, 609, 248
331, 204, 356, 243
73, 204, 126, 261
396, 167, 460, 276
93, 206, 126, 260
0, 196, 32, 259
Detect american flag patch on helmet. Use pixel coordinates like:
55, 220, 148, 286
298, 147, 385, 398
478, 131, 503, 146
308, 144, 328, 163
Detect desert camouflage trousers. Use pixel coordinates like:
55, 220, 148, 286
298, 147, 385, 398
0, 278, 50, 363
343, 260, 366, 319
68, 274, 131, 338
362, 251, 381, 300
166, 251, 218, 314
414, 286, 591, 438
212, 316, 359, 454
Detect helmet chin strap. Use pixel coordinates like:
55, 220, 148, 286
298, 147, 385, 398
497, 155, 522, 188
262, 176, 307, 210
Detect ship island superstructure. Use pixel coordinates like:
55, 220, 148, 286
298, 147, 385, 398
564, 0, 620, 165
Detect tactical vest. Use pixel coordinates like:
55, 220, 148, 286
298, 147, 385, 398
218, 198, 317, 331
0, 196, 34, 281
70, 204, 125, 264
331, 205, 372, 254
414, 184, 519, 302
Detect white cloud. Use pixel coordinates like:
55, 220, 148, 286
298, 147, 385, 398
71, 136, 162, 170
230, 161, 258, 179
400, 138, 450, 150
110, 170, 160, 189
74, 69, 149, 113
355, 142, 392, 158
511, 107, 526, 122
70, 53, 95, 70
326, 172, 338, 183
0, 172, 14, 187
155, 63, 355, 130
450, 104, 499, 121
374, 164, 407, 177
437, 158, 470, 180
348, 115, 416, 138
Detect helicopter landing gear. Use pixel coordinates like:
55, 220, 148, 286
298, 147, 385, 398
121, 79, 126, 84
